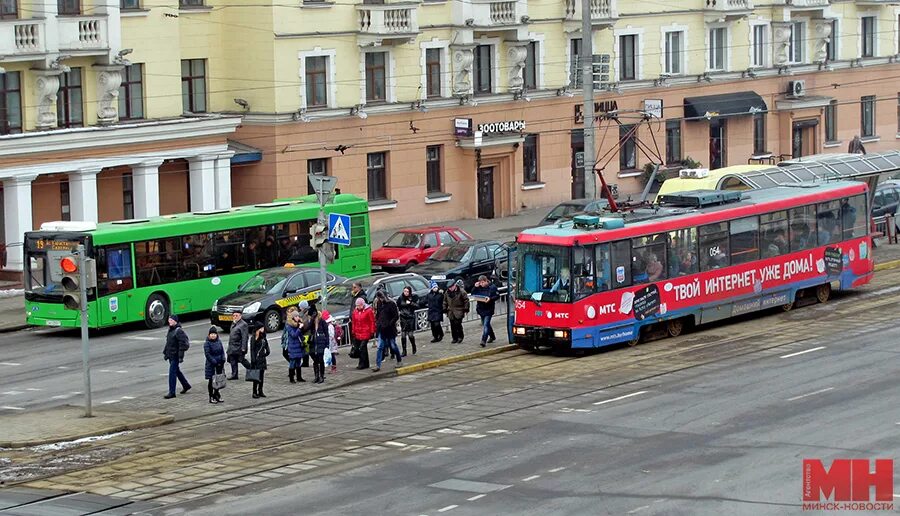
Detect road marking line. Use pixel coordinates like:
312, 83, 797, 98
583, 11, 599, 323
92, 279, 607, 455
124, 336, 157, 341
57, 366, 69, 369
522, 475, 540, 482
486, 429, 509, 434
593, 391, 648, 406
787, 387, 834, 402
70, 391, 81, 394
780, 346, 826, 359
51, 395, 70, 399
467, 494, 486, 501
384, 441, 407, 447
437, 428, 462, 434
437, 505, 458, 513
121, 396, 135, 400
101, 400, 121, 404
892, 493, 899, 498
99, 369, 112, 373
627, 505, 650, 514
463, 434, 486, 439
0, 362, 21, 366
115, 370, 128, 374
1, 406, 24, 410
548, 467, 566, 473
26, 388, 42, 391
574, 409, 591, 413
2, 391, 23, 395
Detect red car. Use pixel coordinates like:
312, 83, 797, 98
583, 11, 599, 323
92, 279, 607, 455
372, 226, 472, 272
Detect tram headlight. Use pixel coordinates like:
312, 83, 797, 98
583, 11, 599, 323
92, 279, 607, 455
553, 330, 569, 339
513, 326, 526, 336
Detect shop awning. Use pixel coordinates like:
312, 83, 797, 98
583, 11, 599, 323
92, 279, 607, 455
228, 140, 263, 164
683, 91, 767, 120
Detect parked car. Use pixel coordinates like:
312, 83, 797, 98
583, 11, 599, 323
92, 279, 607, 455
539, 198, 610, 226
371, 226, 472, 272
873, 179, 900, 231
409, 239, 503, 291
210, 266, 345, 333
326, 272, 432, 325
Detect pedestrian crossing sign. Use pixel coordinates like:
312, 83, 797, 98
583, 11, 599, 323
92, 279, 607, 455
328, 213, 351, 246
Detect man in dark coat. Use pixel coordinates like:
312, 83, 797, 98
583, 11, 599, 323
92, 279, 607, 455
373, 291, 401, 372
163, 314, 191, 399
443, 280, 469, 343
470, 275, 500, 347
424, 281, 445, 343
226, 312, 250, 380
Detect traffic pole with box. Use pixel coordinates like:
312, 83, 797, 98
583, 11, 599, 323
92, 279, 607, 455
79, 245, 91, 417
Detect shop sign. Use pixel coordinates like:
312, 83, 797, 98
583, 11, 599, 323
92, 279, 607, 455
454, 118, 473, 137
574, 101, 619, 123
476, 120, 526, 134
643, 99, 663, 119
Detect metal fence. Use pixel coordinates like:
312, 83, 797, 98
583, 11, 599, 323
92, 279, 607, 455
873, 214, 898, 245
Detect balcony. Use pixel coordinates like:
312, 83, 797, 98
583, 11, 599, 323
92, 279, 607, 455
0, 20, 47, 59
58, 16, 109, 52
452, 0, 527, 30
786, 0, 829, 6
563, 0, 617, 33
1, 15, 108, 60
357, 3, 419, 46
704, 0, 753, 19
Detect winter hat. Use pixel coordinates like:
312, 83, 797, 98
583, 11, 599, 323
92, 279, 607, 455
455, 279, 465, 288
208, 326, 219, 336
298, 300, 309, 311
168, 314, 179, 323
430, 281, 438, 289
321, 310, 331, 322
355, 297, 365, 308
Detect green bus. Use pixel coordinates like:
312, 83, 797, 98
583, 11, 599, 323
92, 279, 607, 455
23, 194, 371, 329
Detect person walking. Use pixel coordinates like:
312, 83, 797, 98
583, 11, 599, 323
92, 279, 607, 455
425, 281, 445, 343
163, 314, 191, 399
226, 312, 250, 380
373, 290, 401, 372
397, 286, 419, 356
471, 275, 500, 347
284, 306, 306, 383
248, 322, 270, 398
350, 298, 375, 370
311, 311, 334, 384
443, 280, 469, 343
203, 326, 226, 403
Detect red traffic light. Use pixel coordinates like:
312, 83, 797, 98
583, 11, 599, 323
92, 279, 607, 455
60, 257, 78, 274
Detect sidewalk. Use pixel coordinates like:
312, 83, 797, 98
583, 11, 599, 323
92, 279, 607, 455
0, 406, 173, 449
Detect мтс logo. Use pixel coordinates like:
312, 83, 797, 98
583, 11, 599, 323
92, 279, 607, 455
803, 459, 894, 511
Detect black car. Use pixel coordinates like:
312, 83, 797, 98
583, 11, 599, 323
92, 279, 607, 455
539, 198, 610, 226
325, 272, 432, 325
873, 180, 900, 232
409, 239, 503, 291
211, 266, 344, 333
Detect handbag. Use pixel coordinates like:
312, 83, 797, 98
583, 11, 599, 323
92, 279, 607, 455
348, 340, 359, 359
245, 368, 262, 382
212, 373, 227, 390
323, 348, 333, 367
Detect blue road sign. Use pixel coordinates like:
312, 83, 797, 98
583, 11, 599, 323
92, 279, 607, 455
327, 213, 351, 246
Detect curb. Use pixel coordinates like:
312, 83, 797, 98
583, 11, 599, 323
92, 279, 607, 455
0, 413, 175, 449
874, 258, 900, 271
395, 344, 518, 375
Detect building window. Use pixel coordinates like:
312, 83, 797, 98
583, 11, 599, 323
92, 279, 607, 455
789, 22, 804, 63
861, 16, 875, 58
181, 59, 207, 113
0, 71, 22, 135
708, 27, 727, 71
58, 0, 79, 14
619, 35, 636, 81
307, 158, 328, 196
752, 113, 766, 155
57, 68, 83, 128
665, 120, 682, 165
426, 145, 442, 194
825, 19, 837, 61
523, 134, 539, 184
118, 63, 144, 120
825, 100, 838, 142
619, 124, 637, 170
2, 0, 17, 17
179, 0, 204, 7
752, 25, 766, 67
664, 31, 683, 75
60, 180, 71, 221
473, 44, 492, 94
367, 152, 387, 201
365, 52, 387, 102
123, 173, 134, 219
425, 48, 442, 98
305, 56, 328, 107
120, 0, 139, 8
524, 41, 538, 90
861, 95, 876, 138
570, 38, 582, 88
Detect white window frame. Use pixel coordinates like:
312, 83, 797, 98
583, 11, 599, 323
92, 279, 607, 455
419, 39, 450, 99
472, 36, 500, 95
788, 20, 806, 64
661, 25, 688, 76
298, 47, 337, 110
359, 48, 396, 105
749, 21, 769, 68
706, 24, 730, 72
859, 13, 877, 58
526, 32, 546, 90
566, 37, 582, 88
614, 27, 644, 82
824, 18, 839, 62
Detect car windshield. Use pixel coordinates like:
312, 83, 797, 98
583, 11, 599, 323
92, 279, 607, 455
384, 232, 422, 248
429, 245, 471, 262
516, 243, 572, 303
546, 204, 583, 221
237, 270, 292, 294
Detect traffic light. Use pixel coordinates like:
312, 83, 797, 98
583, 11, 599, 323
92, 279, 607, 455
59, 254, 97, 310
310, 223, 328, 248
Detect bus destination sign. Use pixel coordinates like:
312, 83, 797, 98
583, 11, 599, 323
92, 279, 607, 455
35, 239, 78, 251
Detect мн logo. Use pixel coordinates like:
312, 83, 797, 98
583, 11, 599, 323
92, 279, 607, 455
802, 459, 894, 512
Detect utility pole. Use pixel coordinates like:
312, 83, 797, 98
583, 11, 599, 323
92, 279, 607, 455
318, 201, 328, 314
581, 0, 596, 200
77, 244, 92, 417
311, 175, 337, 313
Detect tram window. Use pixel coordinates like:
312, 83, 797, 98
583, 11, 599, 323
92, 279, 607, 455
789, 205, 817, 252
729, 216, 759, 265
816, 200, 841, 246
699, 222, 730, 271
516, 244, 571, 303
631, 234, 666, 284
667, 227, 698, 277
610, 240, 632, 289
760, 210, 789, 258
573, 246, 595, 300
594, 244, 611, 292
841, 195, 867, 240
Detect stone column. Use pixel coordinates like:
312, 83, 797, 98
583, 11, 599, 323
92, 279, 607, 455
214, 152, 235, 210
188, 155, 217, 211
69, 167, 101, 222
812, 19, 833, 64
95, 65, 124, 125
33, 69, 63, 130
3, 175, 37, 271
131, 159, 163, 218
450, 44, 475, 96
506, 41, 530, 93
772, 22, 793, 68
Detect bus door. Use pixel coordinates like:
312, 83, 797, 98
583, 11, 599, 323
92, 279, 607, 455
96, 245, 134, 326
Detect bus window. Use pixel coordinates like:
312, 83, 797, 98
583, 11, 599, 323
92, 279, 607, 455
610, 240, 632, 289
573, 246, 595, 300
136, 238, 182, 286
631, 234, 666, 284
789, 205, 817, 252
729, 216, 759, 265
699, 223, 730, 271
668, 227, 698, 277
841, 195, 867, 240
760, 210, 789, 258
213, 230, 245, 274
182, 233, 214, 279
97, 246, 133, 296
816, 201, 841, 245
594, 244, 611, 292
516, 244, 570, 303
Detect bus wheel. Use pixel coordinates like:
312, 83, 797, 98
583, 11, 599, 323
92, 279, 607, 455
263, 308, 282, 333
816, 283, 831, 303
145, 293, 169, 329
666, 318, 685, 338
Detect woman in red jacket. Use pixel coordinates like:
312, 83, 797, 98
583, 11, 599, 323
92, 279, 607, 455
350, 298, 375, 370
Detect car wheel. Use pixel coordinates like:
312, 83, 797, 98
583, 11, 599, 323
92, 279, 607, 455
263, 308, 283, 333
144, 293, 169, 329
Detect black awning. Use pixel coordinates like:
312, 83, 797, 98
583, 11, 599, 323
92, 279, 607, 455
683, 91, 767, 120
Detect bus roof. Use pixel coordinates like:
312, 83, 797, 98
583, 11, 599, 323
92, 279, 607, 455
29, 193, 368, 246
519, 181, 867, 246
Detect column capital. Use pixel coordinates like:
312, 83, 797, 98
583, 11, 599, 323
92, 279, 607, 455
3, 174, 39, 186
74, 167, 103, 176
189, 154, 220, 164
135, 159, 165, 169
216, 151, 236, 161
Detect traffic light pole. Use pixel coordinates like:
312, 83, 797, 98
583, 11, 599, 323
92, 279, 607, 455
318, 203, 328, 314
581, 0, 596, 200
76, 244, 92, 418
